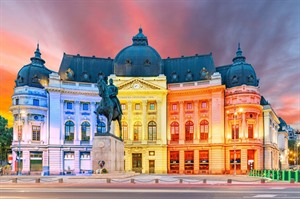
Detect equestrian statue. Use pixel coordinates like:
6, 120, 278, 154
95, 78, 123, 139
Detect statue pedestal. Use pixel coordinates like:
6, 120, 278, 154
92, 133, 124, 173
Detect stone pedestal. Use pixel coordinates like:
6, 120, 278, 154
92, 133, 124, 173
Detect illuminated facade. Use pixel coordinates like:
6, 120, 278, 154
10, 28, 287, 175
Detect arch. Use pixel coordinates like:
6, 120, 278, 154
170, 121, 179, 141
200, 120, 209, 141
65, 120, 74, 141
185, 121, 194, 141
148, 121, 157, 141
97, 121, 106, 134
122, 121, 128, 140
133, 121, 142, 141
81, 121, 90, 141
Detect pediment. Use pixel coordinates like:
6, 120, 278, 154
118, 78, 163, 90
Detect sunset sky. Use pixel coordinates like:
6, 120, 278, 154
0, 0, 299, 129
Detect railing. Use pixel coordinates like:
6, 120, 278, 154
249, 169, 300, 183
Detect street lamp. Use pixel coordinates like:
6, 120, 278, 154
17, 109, 25, 176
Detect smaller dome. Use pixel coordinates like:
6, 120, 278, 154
114, 28, 162, 77
15, 44, 52, 88
226, 44, 259, 88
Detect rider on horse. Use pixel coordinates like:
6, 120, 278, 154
107, 79, 123, 115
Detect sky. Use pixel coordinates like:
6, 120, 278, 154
0, 0, 299, 129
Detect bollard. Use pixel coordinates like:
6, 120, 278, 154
58, 178, 63, 183
290, 178, 295, 183
261, 179, 265, 183
12, 178, 17, 183
203, 179, 207, 184
179, 179, 183, 184
155, 179, 159, 184
131, 179, 135, 183
35, 178, 40, 183
106, 178, 111, 183
227, 179, 232, 184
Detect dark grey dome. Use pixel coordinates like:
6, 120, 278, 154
15, 44, 52, 88
226, 44, 259, 88
114, 28, 162, 77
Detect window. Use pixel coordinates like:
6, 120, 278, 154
134, 121, 142, 141
67, 102, 73, 110
185, 121, 194, 141
135, 103, 141, 110
199, 150, 209, 170
16, 99, 19, 105
184, 151, 194, 171
121, 104, 126, 110
32, 126, 40, 141
97, 121, 106, 134
172, 104, 177, 111
170, 151, 179, 172
201, 101, 207, 109
148, 121, 157, 141
122, 121, 128, 140
149, 103, 155, 110
81, 121, 90, 141
65, 121, 74, 141
200, 120, 209, 141
248, 124, 253, 138
231, 124, 239, 139
82, 103, 89, 111
186, 102, 192, 110
33, 99, 39, 106
170, 122, 179, 141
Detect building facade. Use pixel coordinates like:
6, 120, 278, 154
10, 28, 287, 175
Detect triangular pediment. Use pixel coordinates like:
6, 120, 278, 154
118, 78, 163, 90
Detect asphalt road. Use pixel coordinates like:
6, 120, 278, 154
1, 186, 300, 199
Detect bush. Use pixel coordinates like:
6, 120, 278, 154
101, 168, 108, 174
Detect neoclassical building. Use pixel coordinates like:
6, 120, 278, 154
10, 28, 288, 175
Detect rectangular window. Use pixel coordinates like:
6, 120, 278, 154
199, 150, 209, 170
16, 99, 19, 105
33, 99, 39, 106
201, 101, 207, 108
248, 124, 254, 138
184, 151, 194, 171
67, 102, 73, 110
32, 126, 41, 141
231, 124, 239, 139
172, 104, 177, 111
170, 151, 179, 172
149, 103, 155, 110
135, 103, 141, 110
186, 102, 192, 110
230, 150, 241, 170
82, 103, 89, 111
121, 104, 126, 110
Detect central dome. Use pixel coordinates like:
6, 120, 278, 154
114, 28, 162, 77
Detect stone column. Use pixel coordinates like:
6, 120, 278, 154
193, 100, 199, 143
157, 100, 162, 141
142, 100, 147, 141
179, 150, 185, 174
91, 102, 96, 141
75, 101, 80, 144
241, 112, 246, 139
179, 101, 184, 144
127, 101, 132, 140
60, 100, 64, 143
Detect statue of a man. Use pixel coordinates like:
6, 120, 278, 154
107, 79, 123, 115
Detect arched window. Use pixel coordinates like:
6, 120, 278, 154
81, 121, 90, 141
133, 121, 142, 141
122, 121, 128, 140
148, 121, 157, 141
97, 121, 106, 134
200, 120, 209, 141
170, 122, 179, 141
65, 121, 74, 141
185, 121, 194, 141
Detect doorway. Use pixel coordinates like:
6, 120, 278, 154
132, 153, 142, 173
149, 160, 155, 174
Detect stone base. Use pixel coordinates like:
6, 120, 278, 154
92, 134, 124, 173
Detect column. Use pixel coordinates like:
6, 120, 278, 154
60, 100, 64, 143
179, 150, 185, 174
194, 149, 199, 174
241, 112, 246, 139
157, 100, 162, 141
127, 101, 132, 140
142, 100, 147, 142
193, 100, 199, 142
74, 150, 80, 173
179, 101, 184, 144
75, 100, 80, 144
90, 102, 96, 141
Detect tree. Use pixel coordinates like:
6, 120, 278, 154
0, 115, 13, 165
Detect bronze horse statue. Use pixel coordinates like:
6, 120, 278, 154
95, 79, 122, 139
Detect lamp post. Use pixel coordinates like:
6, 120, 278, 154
17, 109, 25, 176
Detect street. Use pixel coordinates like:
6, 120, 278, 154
1, 185, 300, 199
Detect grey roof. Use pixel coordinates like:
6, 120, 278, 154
15, 44, 53, 88
58, 53, 113, 83
163, 53, 215, 83
260, 96, 270, 106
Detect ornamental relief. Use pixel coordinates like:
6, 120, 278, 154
118, 79, 162, 90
